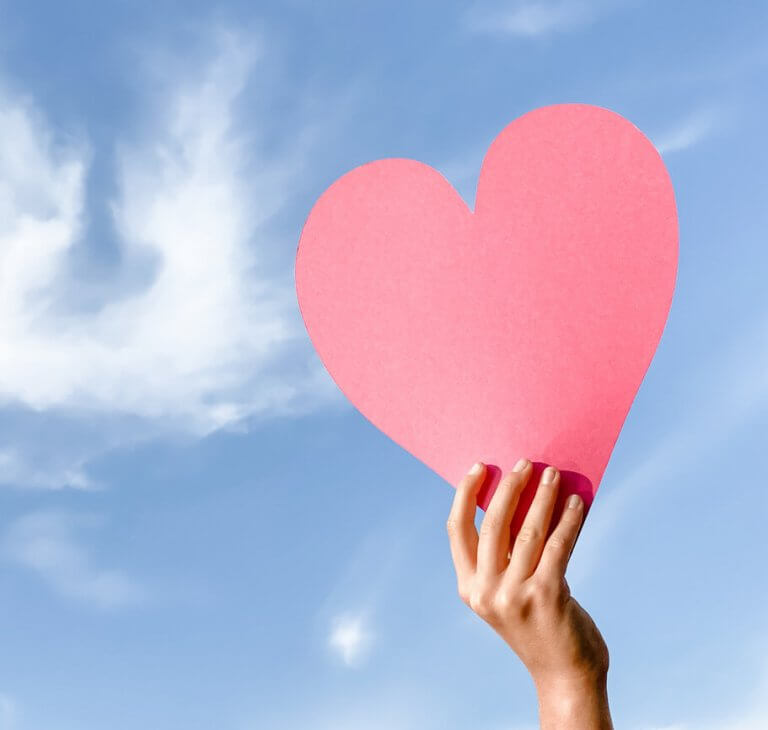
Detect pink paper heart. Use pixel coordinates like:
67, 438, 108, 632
295, 104, 677, 536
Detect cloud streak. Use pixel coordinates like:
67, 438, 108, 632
652, 107, 722, 154
569, 314, 768, 588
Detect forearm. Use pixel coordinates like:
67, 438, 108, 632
535, 672, 613, 730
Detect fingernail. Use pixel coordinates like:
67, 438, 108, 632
567, 494, 582, 510
513, 458, 529, 472
469, 462, 484, 475
541, 466, 558, 484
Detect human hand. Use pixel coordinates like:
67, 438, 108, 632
446, 459, 612, 730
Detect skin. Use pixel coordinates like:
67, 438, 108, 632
446, 458, 613, 730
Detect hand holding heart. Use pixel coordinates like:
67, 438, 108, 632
448, 458, 613, 729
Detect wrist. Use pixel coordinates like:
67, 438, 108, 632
534, 670, 612, 730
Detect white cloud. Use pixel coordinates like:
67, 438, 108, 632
328, 612, 373, 667
652, 107, 721, 154
2, 510, 144, 609
0, 32, 341, 488
466, 1, 594, 37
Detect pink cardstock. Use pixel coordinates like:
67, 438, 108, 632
295, 103, 678, 538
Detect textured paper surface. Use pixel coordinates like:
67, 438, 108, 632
295, 103, 678, 537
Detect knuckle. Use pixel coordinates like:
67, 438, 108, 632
527, 578, 554, 604
479, 513, 503, 536
516, 526, 541, 544
493, 589, 517, 614
469, 588, 495, 617
546, 534, 568, 552
497, 473, 517, 489
445, 518, 461, 537
457, 581, 471, 606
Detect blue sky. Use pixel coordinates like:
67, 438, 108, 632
0, 1, 767, 728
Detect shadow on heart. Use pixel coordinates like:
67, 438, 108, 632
475, 462, 594, 542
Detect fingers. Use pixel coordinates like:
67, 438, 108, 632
506, 466, 561, 581
446, 462, 486, 582
476, 458, 532, 581
535, 493, 584, 581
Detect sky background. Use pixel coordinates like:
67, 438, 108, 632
0, 1, 767, 728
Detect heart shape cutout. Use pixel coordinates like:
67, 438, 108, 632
295, 104, 677, 536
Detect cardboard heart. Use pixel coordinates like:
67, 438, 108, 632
295, 103, 677, 537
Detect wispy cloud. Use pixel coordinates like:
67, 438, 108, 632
2, 510, 144, 609
466, 1, 596, 38
0, 31, 341, 488
569, 314, 768, 588
328, 612, 374, 667
652, 107, 723, 154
